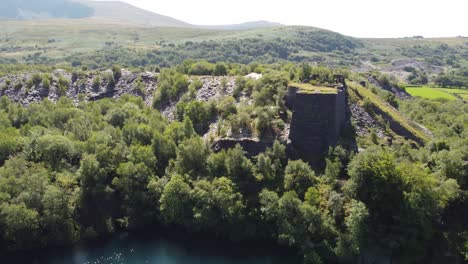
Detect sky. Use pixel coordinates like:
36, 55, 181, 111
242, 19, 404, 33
102, 0, 467, 38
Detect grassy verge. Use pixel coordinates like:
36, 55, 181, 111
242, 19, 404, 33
349, 82, 431, 143
289, 82, 338, 94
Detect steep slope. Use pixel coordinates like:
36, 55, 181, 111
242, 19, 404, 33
347, 81, 431, 145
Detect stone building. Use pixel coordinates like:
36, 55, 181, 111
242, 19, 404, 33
287, 79, 346, 162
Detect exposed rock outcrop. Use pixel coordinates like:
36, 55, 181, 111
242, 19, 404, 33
0, 69, 158, 106
211, 138, 269, 157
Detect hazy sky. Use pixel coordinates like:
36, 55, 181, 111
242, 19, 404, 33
104, 0, 467, 38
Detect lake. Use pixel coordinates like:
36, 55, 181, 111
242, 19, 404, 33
2, 230, 302, 264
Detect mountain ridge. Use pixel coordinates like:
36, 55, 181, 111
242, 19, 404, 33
0, 0, 283, 30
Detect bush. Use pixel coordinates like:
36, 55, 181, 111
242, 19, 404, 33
378, 74, 391, 87
57, 76, 69, 96
188, 61, 214, 75
103, 72, 115, 88
189, 79, 203, 90
92, 76, 101, 90
214, 62, 228, 76
31, 73, 42, 86
112, 65, 122, 80
42, 75, 50, 91
14, 82, 23, 91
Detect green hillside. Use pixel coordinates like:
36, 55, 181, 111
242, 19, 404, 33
0, 22, 364, 67
0, 19, 466, 78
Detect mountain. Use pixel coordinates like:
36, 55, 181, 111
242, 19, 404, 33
201, 21, 283, 30
0, 0, 191, 27
0, 0, 281, 29
0, 0, 93, 19
78, 0, 191, 27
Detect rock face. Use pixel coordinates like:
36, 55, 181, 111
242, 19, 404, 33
350, 103, 385, 137
211, 138, 268, 157
0, 69, 158, 106
287, 84, 346, 162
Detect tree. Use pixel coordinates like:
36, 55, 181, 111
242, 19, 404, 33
175, 137, 209, 178
128, 145, 158, 173
275, 191, 321, 248
180, 101, 211, 134
214, 62, 228, 76
225, 145, 255, 191
188, 60, 214, 75
345, 147, 459, 262
207, 150, 228, 178
258, 189, 280, 233
159, 175, 192, 226
0, 128, 19, 164
33, 134, 76, 170
41, 182, 79, 245
113, 161, 154, 227
191, 177, 245, 236
284, 160, 316, 198
152, 131, 176, 174
78, 154, 113, 234
299, 62, 312, 81
0, 203, 40, 250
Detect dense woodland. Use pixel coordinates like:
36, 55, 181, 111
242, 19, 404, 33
0, 62, 466, 263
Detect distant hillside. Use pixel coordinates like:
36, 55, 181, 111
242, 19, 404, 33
202, 21, 283, 30
0, 0, 281, 30
0, 0, 93, 19
0, 0, 191, 27
79, 0, 191, 27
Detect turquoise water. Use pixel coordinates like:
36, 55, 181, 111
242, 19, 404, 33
3, 231, 301, 264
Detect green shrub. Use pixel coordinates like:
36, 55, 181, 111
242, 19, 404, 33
112, 65, 122, 80
42, 75, 50, 91
214, 62, 228, 76
31, 73, 42, 86
103, 72, 115, 87
188, 60, 214, 75
14, 82, 23, 91
189, 79, 203, 90
92, 76, 101, 90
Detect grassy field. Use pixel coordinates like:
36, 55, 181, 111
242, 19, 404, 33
405, 87, 459, 100
436, 88, 468, 100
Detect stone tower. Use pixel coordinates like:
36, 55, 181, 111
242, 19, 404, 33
287, 79, 346, 162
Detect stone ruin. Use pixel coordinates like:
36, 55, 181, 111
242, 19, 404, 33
286, 75, 347, 163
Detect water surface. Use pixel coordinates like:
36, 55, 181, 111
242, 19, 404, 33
3, 231, 301, 264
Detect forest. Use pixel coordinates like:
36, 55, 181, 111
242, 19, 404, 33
0, 62, 466, 263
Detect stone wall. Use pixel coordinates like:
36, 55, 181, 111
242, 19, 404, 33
288, 87, 346, 162
211, 138, 269, 157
